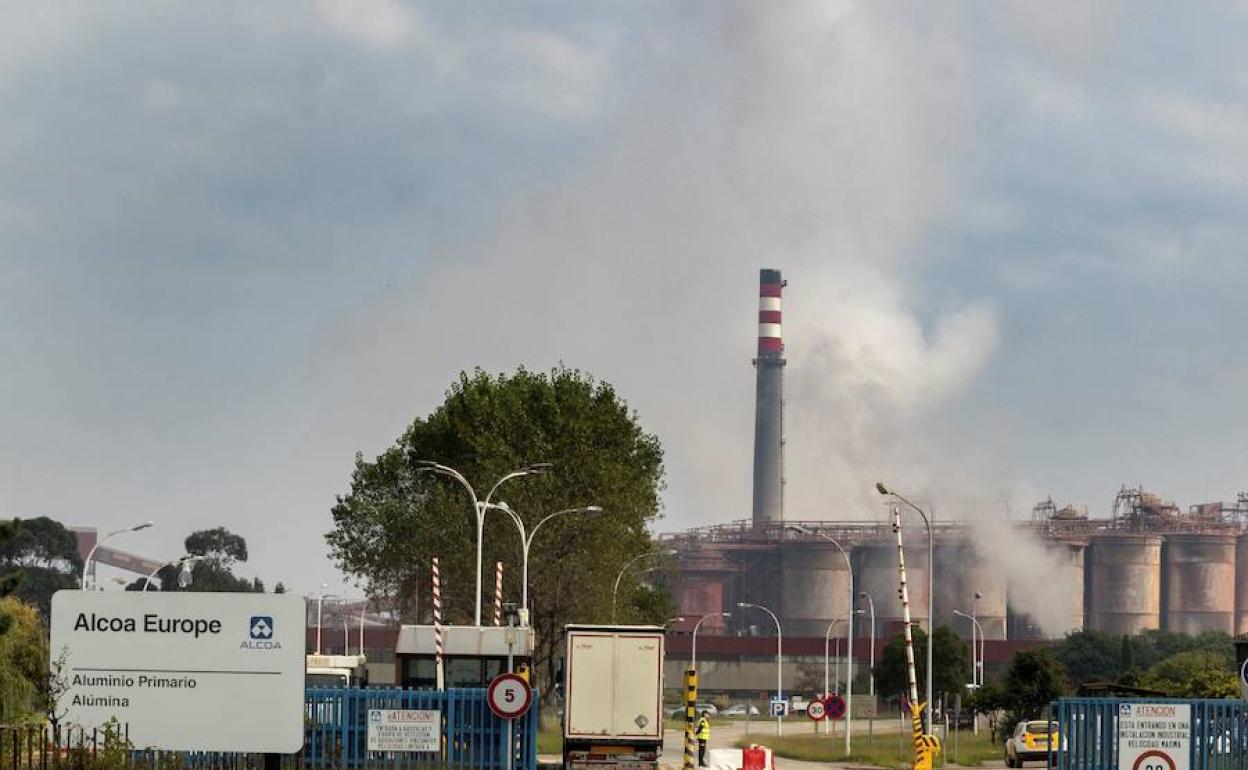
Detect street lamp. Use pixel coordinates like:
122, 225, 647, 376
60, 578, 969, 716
691, 612, 731, 671
953, 608, 985, 735
491, 503, 603, 618
612, 549, 678, 622
877, 482, 933, 729
664, 617, 686, 627
415, 460, 551, 626
141, 555, 206, 591
857, 590, 877, 699
787, 524, 853, 754
737, 602, 783, 737
81, 521, 154, 590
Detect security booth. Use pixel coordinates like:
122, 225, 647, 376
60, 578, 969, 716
396, 624, 535, 688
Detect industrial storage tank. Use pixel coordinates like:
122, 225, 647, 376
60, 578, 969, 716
1162, 533, 1235, 634
854, 539, 929, 635
932, 542, 1007, 640
1086, 534, 1162, 635
1237, 534, 1248, 636
1007, 541, 1086, 640
779, 541, 851, 637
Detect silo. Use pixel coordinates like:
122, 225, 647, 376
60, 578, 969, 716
854, 539, 930, 634
1007, 541, 1085, 639
1236, 535, 1248, 636
932, 542, 1007, 640
1162, 533, 1236, 634
1086, 534, 1162, 635
779, 541, 851, 637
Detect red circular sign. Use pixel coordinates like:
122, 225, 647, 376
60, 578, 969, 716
824, 695, 847, 720
807, 701, 827, 721
1132, 750, 1177, 770
487, 673, 533, 719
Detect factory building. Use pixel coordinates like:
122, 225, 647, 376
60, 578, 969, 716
666, 268, 1248, 642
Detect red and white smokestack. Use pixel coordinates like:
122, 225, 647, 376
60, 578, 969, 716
758, 271, 783, 355
752, 268, 786, 529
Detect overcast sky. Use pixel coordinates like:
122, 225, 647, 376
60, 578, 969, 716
3, 2, 1247, 594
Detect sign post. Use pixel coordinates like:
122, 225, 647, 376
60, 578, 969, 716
50, 590, 305, 752
807, 700, 827, 722
487, 672, 533, 720
1117, 703, 1191, 770
825, 694, 847, 721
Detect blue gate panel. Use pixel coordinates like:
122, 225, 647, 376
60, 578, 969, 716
1050, 698, 1248, 770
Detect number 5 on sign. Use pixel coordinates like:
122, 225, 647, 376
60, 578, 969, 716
487, 673, 533, 719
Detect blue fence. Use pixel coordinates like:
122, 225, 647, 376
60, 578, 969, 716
1050, 698, 1248, 770
304, 687, 540, 770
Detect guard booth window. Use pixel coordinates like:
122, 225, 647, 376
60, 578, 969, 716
400, 655, 507, 688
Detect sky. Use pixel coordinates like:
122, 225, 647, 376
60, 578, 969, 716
2, 2, 1247, 595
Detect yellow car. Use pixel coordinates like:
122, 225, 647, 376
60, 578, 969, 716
1005, 720, 1060, 767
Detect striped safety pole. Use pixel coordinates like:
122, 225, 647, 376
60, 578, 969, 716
494, 561, 504, 626
683, 668, 698, 770
433, 556, 445, 691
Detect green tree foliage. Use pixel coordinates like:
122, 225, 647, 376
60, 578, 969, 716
326, 366, 667, 696
0, 517, 82, 618
1138, 650, 1238, 698
1000, 648, 1067, 728
0, 598, 47, 722
1051, 629, 1233, 687
875, 626, 971, 703
127, 527, 268, 592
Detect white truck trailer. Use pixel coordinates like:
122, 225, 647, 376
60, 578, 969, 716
562, 625, 665, 770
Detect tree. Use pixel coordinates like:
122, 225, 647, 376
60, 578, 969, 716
1051, 629, 1120, 685
999, 648, 1067, 731
326, 366, 667, 697
0, 598, 47, 722
1138, 650, 1238, 699
875, 626, 971, 703
128, 527, 269, 592
0, 518, 82, 618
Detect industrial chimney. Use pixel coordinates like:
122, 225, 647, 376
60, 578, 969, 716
751, 268, 785, 528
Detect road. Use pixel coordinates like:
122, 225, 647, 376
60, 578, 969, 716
658, 719, 1007, 770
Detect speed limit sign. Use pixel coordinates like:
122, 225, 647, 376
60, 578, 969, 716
807, 700, 827, 721
487, 673, 533, 719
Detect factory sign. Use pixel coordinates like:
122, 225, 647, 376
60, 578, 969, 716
50, 591, 306, 752
367, 710, 441, 752
1117, 703, 1190, 770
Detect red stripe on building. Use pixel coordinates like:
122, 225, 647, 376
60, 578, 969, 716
759, 283, 782, 298
758, 311, 781, 324
758, 338, 782, 353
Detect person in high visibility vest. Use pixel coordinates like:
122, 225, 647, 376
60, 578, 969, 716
696, 710, 711, 767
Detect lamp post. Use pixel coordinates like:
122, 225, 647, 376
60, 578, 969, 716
857, 591, 877, 699
877, 482, 933, 729
788, 525, 853, 753
953, 608, 985, 735
415, 460, 551, 626
691, 612, 731, 671
141, 555, 205, 591
612, 549, 678, 622
316, 583, 337, 655
81, 522, 154, 590
737, 602, 783, 736
491, 503, 603, 618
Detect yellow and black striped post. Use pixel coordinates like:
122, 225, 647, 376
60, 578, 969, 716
683, 668, 698, 770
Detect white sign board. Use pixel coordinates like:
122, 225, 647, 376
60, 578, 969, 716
1117, 703, 1191, 770
367, 710, 440, 752
50, 590, 306, 752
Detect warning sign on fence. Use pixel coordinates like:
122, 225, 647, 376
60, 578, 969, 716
1117, 703, 1191, 770
367, 709, 441, 752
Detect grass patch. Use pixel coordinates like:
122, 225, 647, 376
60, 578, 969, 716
537, 729, 563, 755
734, 729, 1001, 769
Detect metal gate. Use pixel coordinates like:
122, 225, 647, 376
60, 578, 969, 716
1050, 698, 1248, 770
304, 687, 540, 770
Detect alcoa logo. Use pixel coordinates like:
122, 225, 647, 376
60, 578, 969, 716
240, 615, 283, 650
